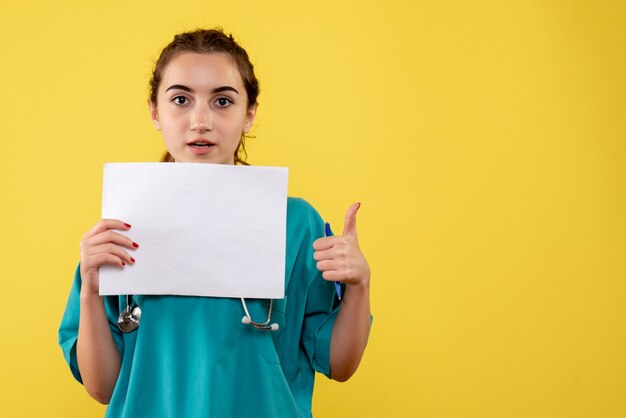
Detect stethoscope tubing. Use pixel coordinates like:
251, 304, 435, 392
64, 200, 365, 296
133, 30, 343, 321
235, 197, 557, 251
117, 295, 278, 333
240, 298, 278, 331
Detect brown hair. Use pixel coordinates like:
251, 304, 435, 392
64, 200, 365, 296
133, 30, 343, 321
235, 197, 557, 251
149, 28, 259, 165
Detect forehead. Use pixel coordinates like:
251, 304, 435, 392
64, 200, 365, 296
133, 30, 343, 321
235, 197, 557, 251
160, 52, 245, 91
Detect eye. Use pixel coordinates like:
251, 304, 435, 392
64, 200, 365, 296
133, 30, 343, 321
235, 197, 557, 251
171, 96, 189, 105
215, 97, 233, 108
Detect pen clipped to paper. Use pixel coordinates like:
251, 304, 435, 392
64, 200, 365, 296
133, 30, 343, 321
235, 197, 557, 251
324, 222, 342, 301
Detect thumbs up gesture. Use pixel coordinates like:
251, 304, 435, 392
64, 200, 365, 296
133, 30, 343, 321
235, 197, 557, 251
313, 203, 371, 287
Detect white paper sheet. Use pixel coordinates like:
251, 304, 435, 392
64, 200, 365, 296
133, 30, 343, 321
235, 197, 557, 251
99, 163, 288, 298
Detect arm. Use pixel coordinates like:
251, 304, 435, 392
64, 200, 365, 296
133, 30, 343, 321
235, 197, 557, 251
313, 203, 371, 382
77, 219, 137, 404
328, 277, 371, 381
77, 292, 121, 404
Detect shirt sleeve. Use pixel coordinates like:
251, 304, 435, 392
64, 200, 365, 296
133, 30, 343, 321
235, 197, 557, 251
57, 263, 125, 384
302, 272, 342, 378
295, 199, 342, 378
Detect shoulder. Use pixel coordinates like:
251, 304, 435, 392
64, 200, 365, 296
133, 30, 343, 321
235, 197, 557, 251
286, 196, 325, 247
287, 196, 317, 213
287, 197, 324, 229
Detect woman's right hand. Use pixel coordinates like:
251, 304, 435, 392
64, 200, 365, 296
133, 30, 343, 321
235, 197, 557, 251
79, 219, 138, 296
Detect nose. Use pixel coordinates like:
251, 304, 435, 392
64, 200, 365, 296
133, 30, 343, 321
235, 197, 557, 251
190, 102, 213, 132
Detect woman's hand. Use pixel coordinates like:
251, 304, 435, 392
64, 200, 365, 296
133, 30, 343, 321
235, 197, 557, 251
313, 203, 370, 288
78, 219, 136, 403
79, 219, 138, 295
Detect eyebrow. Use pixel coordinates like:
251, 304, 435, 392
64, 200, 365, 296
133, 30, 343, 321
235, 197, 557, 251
164, 84, 239, 94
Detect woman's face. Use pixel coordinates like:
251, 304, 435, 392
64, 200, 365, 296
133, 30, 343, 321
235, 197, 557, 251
149, 52, 257, 164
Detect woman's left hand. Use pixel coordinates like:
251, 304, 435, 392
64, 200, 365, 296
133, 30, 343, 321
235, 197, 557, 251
313, 203, 370, 287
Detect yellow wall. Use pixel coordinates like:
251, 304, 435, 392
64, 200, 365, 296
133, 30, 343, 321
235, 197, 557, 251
1, 1, 625, 417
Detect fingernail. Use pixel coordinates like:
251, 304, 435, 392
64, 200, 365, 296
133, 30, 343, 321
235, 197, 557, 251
121, 261, 126, 266
130, 257, 135, 263
133, 242, 139, 248
357, 202, 361, 210
124, 223, 132, 228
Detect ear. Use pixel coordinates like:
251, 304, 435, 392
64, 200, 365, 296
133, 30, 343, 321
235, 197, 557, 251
242, 102, 258, 133
148, 99, 161, 131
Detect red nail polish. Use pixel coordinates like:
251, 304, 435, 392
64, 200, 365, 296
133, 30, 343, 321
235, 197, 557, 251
133, 242, 139, 248
121, 261, 126, 266
124, 223, 132, 228
130, 257, 135, 263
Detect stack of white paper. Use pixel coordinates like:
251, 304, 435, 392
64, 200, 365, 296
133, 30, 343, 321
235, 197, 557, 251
99, 162, 288, 298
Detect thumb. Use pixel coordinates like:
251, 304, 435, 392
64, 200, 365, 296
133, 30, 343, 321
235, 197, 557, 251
342, 202, 361, 236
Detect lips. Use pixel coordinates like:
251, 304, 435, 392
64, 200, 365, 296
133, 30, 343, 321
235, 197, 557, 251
187, 139, 216, 147
187, 139, 216, 155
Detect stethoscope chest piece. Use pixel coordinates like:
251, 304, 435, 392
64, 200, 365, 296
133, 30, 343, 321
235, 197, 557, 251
118, 295, 142, 333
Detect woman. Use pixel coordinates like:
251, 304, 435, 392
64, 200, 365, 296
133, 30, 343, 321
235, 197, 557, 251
59, 28, 371, 418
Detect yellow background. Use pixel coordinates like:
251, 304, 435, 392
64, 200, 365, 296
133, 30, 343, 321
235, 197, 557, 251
1, 1, 625, 417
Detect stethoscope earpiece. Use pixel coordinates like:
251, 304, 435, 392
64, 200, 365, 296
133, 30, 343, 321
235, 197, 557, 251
240, 298, 279, 331
241, 315, 279, 331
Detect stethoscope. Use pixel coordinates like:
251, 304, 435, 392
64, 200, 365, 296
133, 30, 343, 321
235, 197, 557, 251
117, 295, 278, 333
117, 295, 142, 333
240, 298, 279, 331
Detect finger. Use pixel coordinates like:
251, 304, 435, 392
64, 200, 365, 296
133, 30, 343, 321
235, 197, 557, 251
83, 230, 139, 250
313, 236, 336, 251
316, 259, 341, 272
313, 247, 338, 261
322, 270, 346, 282
83, 219, 132, 240
85, 243, 136, 264
83, 252, 128, 269
342, 202, 361, 236
315, 235, 358, 258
